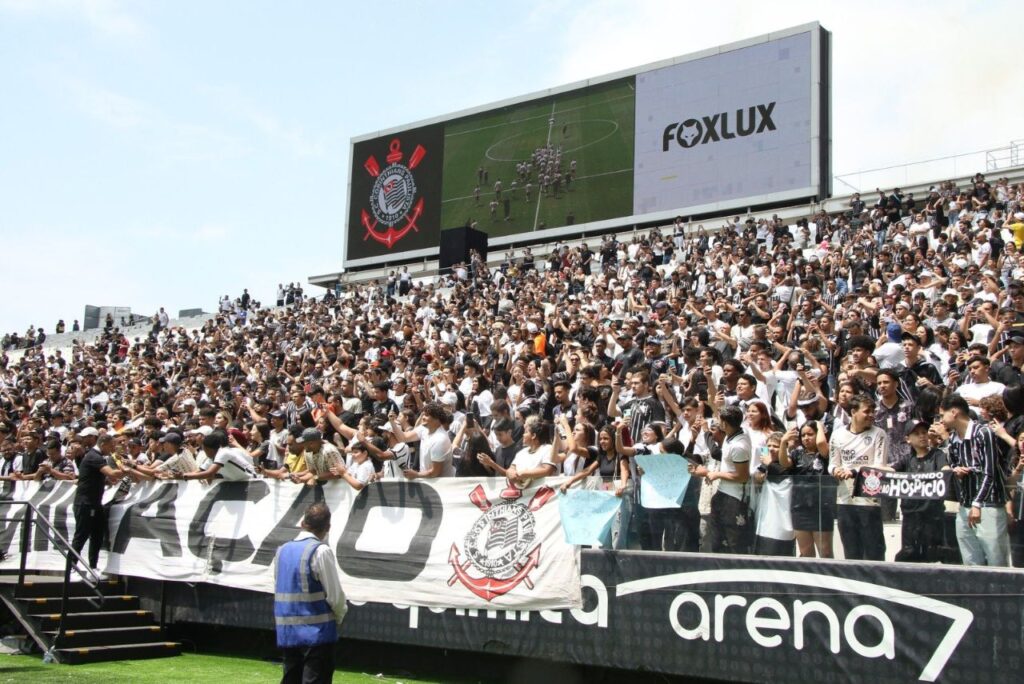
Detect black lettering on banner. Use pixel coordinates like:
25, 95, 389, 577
701, 114, 721, 143
661, 102, 777, 152
662, 123, 678, 152
337, 481, 443, 581
736, 106, 757, 136
720, 111, 735, 140
756, 102, 776, 132
0, 484, 61, 553
187, 481, 269, 573
33, 482, 74, 551
251, 484, 324, 566
112, 483, 182, 557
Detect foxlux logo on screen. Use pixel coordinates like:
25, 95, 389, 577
662, 102, 776, 151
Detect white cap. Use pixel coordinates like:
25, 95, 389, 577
78, 427, 99, 437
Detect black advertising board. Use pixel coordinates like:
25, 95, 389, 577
141, 549, 1024, 683
341, 551, 1022, 684
345, 122, 445, 261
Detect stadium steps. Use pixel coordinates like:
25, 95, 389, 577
50, 640, 181, 664
0, 576, 181, 664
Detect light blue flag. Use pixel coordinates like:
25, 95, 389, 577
636, 454, 690, 509
559, 489, 622, 547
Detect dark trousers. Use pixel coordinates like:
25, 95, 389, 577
837, 505, 885, 561
282, 643, 335, 684
1011, 520, 1024, 568
894, 509, 943, 563
707, 492, 752, 554
647, 506, 701, 552
71, 502, 106, 569
754, 535, 796, 556
632, 501, 653, 550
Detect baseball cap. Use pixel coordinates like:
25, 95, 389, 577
159, 432, 183, 446
269, 410, 285, 420
78, 427, 99, 437
187, 425, 214, 437
905, 419, 928, 436
300, 427, 322, 443
900, 331, 923, 346
1008, 332, 1024, 345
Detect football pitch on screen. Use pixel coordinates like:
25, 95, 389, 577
440, 78, 635, 239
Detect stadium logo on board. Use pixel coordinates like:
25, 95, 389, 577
662, 102, 777, 151
360, 138, 427, 248
447, 482, 556, 601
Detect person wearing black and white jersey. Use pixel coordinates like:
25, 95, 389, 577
365, 420, 409, 479
939, 393, 1010, 566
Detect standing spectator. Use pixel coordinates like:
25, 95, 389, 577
780, 421, 835, 558
691, 406, 751, 554
394, 402, 454, 479
941, 393, 1010, 566
829, 393, 888, 561
891, 419, 948, 562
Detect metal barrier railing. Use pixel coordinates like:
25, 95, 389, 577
1, 501, 106, 651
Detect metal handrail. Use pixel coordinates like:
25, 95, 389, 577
3, 500, 106, 648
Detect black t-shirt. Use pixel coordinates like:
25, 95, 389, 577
75, 448, 108, 506
19, 448, 46, 476
891, 448, 948, 514
494, 440, 522, 470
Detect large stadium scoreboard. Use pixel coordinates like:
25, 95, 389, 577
344, 22, 830, 267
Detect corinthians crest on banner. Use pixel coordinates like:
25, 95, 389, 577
448, 482, 557, 601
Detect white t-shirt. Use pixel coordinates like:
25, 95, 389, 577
873, 342, 905, 369
718, 432, 751, 501
214, 447, 257, 480
343, 457, 376, 485
511, 444, 557, 472
956, 380, 1006, 402
414, 425, 454, 477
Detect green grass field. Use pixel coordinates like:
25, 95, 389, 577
440, 78, 635, 238
0, 653, 441, 684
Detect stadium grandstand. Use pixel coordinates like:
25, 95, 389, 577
3, 20, 1024, 684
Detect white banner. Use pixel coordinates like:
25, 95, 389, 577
0, 477, 582, 610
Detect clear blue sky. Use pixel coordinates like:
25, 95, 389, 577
0, 0, 1020, 335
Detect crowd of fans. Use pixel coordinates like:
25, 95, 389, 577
2, 173, 1024, 568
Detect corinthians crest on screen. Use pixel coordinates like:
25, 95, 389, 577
448, 482, 556, 601
360, 137, 426, 248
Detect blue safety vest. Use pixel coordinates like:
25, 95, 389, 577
274, 537, 338, 648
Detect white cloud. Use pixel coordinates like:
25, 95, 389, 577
0, 0, 146, 40
66, 78, 151, 128
201, 86, 333, 159
57, 77, 249, 162
546, 0, 1019, 186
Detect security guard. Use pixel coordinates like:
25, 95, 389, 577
274, 503, 347, 683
